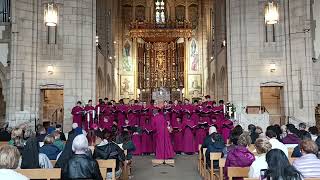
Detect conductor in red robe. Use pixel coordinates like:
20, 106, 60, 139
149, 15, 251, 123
71, 101, 84, 129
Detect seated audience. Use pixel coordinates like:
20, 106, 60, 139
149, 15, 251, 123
248, 138, 272, 178
293, 140, 320, 178
62, 134, 102, 180
52, 130, 65, 151
55, 131, 80, 168
292, 131, 311, 157
224, 132, 255, 180
248, 124, 259, 144
23, 128, 36, 140
308, 126, 319, 141
8, 128, 24, 154
205, 132, 225, 168
266, 130, 288, 156
265, 149, 302, 180
255, 126, 264, 138
202, 126, 218, 149
121, 131, 136, 161
223, 125, 243, 157
36, 126, 47, 142
68, 123, 82, 137
282, 124, 300, 144
0, 145, 28, 180
21, 137, 52, 169
39, 134, 61, 160
93, 130, 125, 179
56, 124, 66, 141
297, 122, 309, 139
0, 123, 11, 141
280, 125, 287, 139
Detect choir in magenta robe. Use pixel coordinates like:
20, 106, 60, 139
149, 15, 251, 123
102, 105, 114, 131
152, 112, 175, 159
117, 104, 128, 131
71, 105, 84, 128
213, 105, 224, 133
141, 118, 154, 154
182, 108, 196, 154
221, 118, 234, 143
95, 103, 105, 129
84, 105, 95, 131
171, 117, 184, 153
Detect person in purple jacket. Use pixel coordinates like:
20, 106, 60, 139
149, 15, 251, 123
224, 131, 255, 180
282, 124, 301, 144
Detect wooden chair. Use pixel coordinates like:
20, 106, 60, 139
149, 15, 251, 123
288, 147, 294, 157
206, 152, 222, 180
16, 168, 61, 180
202, 148, 207, 177
122, 149, 129, 180
227, 167, 249, 180
198, 145, 203, 175
97, 159, 117, 180
50, 160, 57, 167
219, 158, 226, 180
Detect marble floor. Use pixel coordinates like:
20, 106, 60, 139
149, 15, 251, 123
131, 154, 202, 180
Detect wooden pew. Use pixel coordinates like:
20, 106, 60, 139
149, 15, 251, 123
50, 160, 57, 167
198, 144, 203, 175
16, 168, 61, 180
227, 167, 249, 180
206, 152, 222, 180
97, 159, 117, 180
219, 158, 226, 180
202, 148, 207, 177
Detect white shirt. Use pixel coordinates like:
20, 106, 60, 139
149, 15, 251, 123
0, 169, 29, 180
249, 154, 268, 178
269, 138, 288, 157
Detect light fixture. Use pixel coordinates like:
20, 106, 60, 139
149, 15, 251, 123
44, 2, 58, 27
47, 64, 54, 74
109, 56, 112, 60
270, 63, 276, 72
210, 56, 214, 60
113, 41, 117, 44
222, 40, 226, 47
265, 1, 279, 25
95, 36, 99, 46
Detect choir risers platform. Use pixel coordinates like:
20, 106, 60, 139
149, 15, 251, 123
152, 159, 175, 167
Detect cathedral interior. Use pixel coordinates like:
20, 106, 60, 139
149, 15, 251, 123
0, 0, 319, 131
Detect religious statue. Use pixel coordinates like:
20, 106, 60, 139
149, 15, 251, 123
122, 42, 132, 72
190, 40, 199, 72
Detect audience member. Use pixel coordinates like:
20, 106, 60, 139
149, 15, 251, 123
248, 124, 259, 144
273, 124, 282, 141
308, 126, 319, 141
121, 131, 136, 161
36, 126, 47, 142
0, 145, 28, 180
282, 124, 300, 144
280, 125, 287, 139
93, 130, 125, 179
266, 130, 288, 156
52, 130, 65, 151
55, 131, 79, 168
8, 128, 24, 154
222, 125, 243, 157
68, 123, 82, 137
21, 137, 52, 169
292, 131, 311, 157
293, 140, 320, 178
248, 138, 272, 178
201, 126, 218, 149
224, 132, 255, 180
0, 123, 11, 141
23, 128, 36, 140
62, 134, 102, 180
255, 126, 264, 138
205, 132, 225, 168
265, 149, 302, 180
55, 124, 66, 141
39, 134, 61, 160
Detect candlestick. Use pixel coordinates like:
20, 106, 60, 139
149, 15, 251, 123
92, 110, 95, 120
97, 107, 100, 115
87, 112, 90, 122
223, 105, 226, 114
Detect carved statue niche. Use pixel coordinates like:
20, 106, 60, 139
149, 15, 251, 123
175, 5, 185, 22
136, 5, 146, 22
188, 4, 198, 28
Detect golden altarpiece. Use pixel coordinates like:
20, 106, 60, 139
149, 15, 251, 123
117, 0, 209, 102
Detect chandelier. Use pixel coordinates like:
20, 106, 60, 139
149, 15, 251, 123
265, 1, 279, 25
44, 2, 58, 27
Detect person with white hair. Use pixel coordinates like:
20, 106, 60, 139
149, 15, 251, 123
68, 123, 83, 138
62, 134, 102, 180
201, 126, 217, 150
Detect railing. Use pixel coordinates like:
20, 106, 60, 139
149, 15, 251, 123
0, 0, 10, 23
130, 20, 192, 29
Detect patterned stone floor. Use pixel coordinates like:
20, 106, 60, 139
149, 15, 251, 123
131, 154, 202, 180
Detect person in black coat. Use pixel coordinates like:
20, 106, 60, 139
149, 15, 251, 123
62, 134, 102, 180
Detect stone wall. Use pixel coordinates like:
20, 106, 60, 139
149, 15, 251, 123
6, 0, 97, 130
226, 0, 316, 125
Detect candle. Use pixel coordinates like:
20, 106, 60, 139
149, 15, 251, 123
223, 105, 226, 114
92, 110, 95, 120
228, 106, 232, 118
97, 107, 100, 115
87, 112, 90, 122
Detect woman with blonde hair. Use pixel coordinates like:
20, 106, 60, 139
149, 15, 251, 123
248, 138, 272, 178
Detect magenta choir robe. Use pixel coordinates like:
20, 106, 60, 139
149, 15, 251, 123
84, 105, 95, 131
163, 105, 172, 122
213, 105, 224, 133
95, 103, 105, 128
141, 119, 154, 154
221, 118, 234, 143
182, 107, 196, 153
102, 106, 114, 131
171, 118, 184, 152
117, 104, 128, 131
71, 105, 84, 128
152, 113, 175, 159
171, 105, 181, 125
132, 131, 142, 155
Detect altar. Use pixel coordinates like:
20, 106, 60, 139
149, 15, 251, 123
152, 87, 171, 104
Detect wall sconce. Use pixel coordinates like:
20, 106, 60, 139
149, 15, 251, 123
137, 89, 141, 95
222, 40, 226, 47
109, 56, 112, 60
96, 36, 99, 46
270, 63, 276, 72
44, 2, 58, 27
48, 64, 54, 74
210, 56, 214, 60
265, 0, 279, 25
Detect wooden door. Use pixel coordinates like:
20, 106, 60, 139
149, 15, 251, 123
261, 86, 284, 125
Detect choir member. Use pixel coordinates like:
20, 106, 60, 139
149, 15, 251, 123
182, 105, 196, 154
151, 108, 175, 160
71, 101, 84, 129
84, 100, 95, 131
172, 117, 184, 154
117, 99, 127, 131
130, 100, 142, 155
141, 118, 154, 154
171, 100, 182, 126
95, 99, 105, 128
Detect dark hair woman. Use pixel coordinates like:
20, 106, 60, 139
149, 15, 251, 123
265, 149, 302, 180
